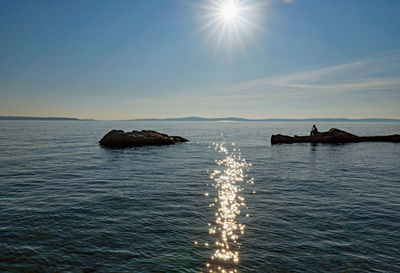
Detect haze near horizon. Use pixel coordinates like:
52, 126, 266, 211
1, 0, 400, 120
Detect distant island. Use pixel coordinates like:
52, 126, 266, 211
1, 116, 399, 122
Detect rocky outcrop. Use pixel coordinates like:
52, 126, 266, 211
99, 130, 189, 148
271, 128, 400, 144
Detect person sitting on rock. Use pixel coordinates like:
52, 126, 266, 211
310, 124, 319, 136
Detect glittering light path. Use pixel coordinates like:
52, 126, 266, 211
205, 142, 254, 273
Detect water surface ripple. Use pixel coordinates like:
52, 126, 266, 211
0, 120, 399, 272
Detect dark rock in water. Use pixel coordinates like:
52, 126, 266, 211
99, 130, 189, 148
271, 128, 400, 144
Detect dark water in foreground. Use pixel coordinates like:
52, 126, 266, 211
0, 121, 399, 272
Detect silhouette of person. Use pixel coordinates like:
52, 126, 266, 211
310, 124, 319, 136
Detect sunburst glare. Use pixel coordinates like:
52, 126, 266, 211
220, 1, 239, 22
194, 0, 267, 52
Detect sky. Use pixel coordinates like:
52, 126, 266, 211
0, 0, 399, 120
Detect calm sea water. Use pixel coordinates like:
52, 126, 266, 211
0, 120, 399, 273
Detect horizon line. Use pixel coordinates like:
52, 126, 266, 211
1, 115, 400, 122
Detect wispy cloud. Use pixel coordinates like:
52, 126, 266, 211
282, 0, 294, 4
119, 51, 400, 119
208, 51, 400, 99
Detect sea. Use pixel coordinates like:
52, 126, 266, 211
0, 120, 399, 273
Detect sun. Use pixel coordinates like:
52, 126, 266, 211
194, 0, 266, 52
220, 1, 239, 22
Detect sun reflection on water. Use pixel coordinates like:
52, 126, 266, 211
204, 142, 253, 273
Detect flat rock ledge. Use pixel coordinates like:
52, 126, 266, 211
99, 130, 189, 148
271, 128, 400, 144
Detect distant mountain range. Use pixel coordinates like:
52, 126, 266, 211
1, 116, 399, 122
127, 117, 400, 122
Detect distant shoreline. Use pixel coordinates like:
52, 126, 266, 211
0, 116, 93, 121
1, 116, 399, 122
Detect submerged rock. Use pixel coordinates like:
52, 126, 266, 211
99, 130, 189, 148
271, 128, 400, 144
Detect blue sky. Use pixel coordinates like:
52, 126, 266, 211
1, 0, 399, 119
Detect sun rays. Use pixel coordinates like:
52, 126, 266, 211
194, 0, 267, 53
